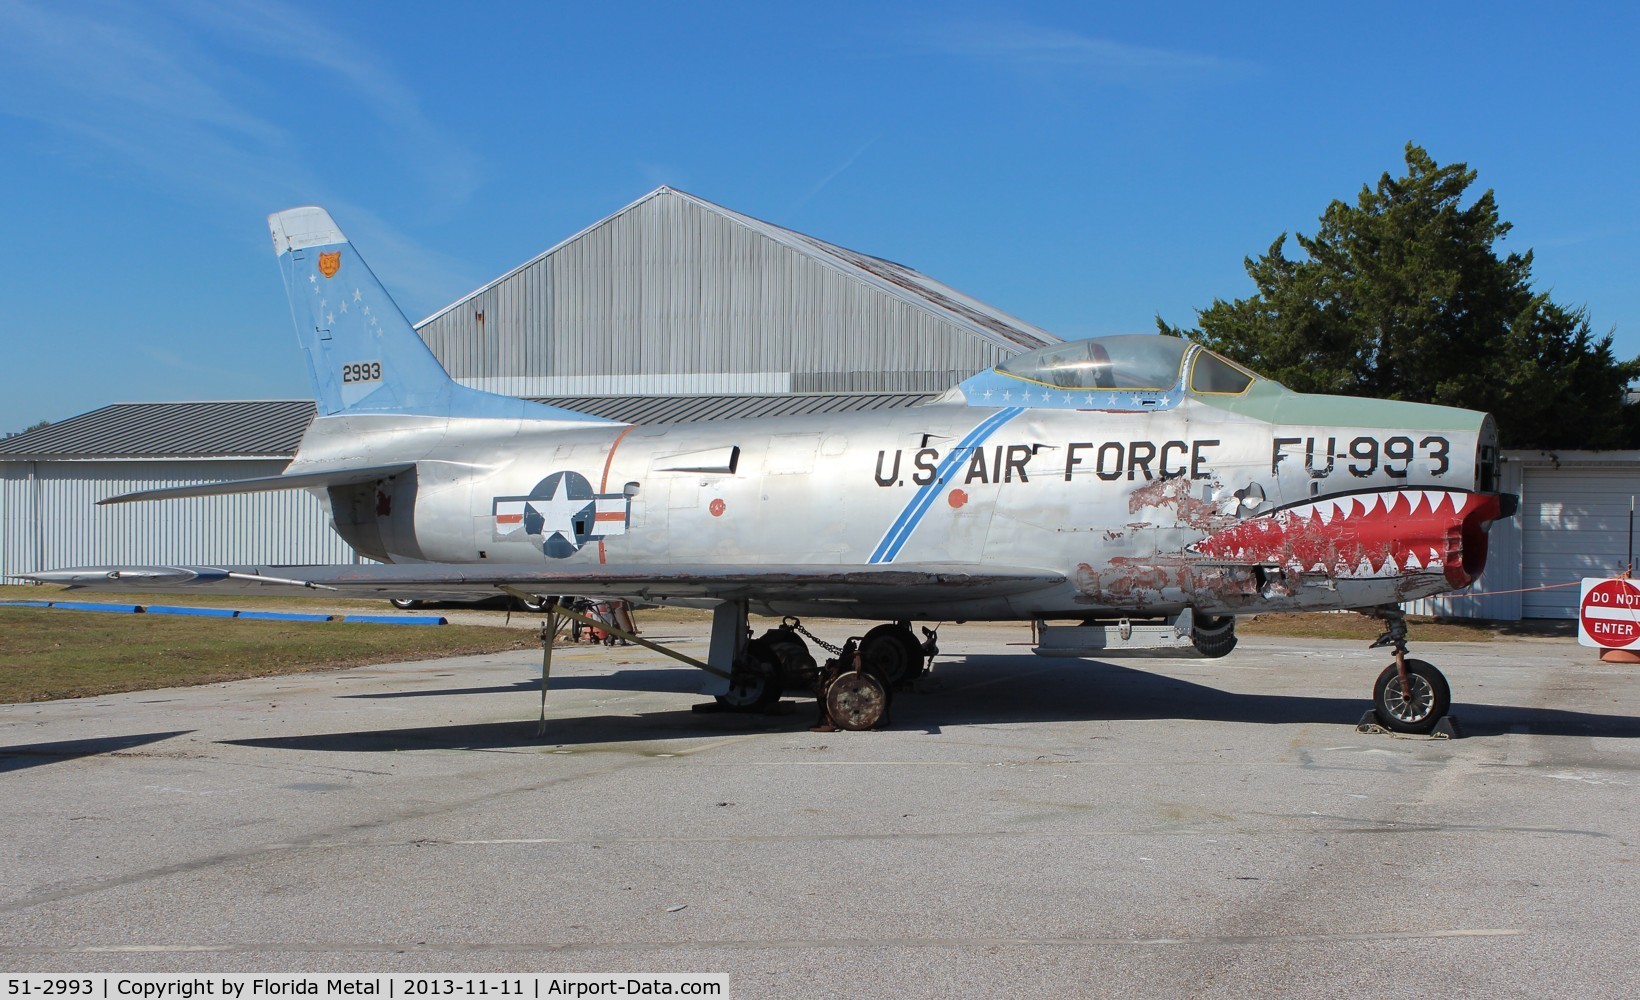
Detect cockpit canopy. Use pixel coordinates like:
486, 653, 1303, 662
994, 334, 1258, 396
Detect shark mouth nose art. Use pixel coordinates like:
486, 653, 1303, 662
1190, 489, 1507, 588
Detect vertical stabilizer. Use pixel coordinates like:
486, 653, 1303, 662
268, 207, 609, 423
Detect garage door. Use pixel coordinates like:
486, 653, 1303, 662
1521, 467, 1640, 618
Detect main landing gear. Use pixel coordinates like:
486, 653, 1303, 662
1364, 607, 1453, 735
704, 603, 932, 731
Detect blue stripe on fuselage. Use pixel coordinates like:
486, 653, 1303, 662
868, 406, 1024, 564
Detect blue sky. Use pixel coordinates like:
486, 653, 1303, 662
2, 0, 1636, 434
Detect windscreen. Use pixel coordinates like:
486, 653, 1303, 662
1189, 351, 1256, 394
996, 335, 1190, 390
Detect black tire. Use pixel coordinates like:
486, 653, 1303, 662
389, 598, 422, 610
754, 627, 818, 690
860, 623, 924, 687
714, 638, 782, 712
515, 595, 552, 613
1372, 659, 1450, 734
1192, 615, 1238, 658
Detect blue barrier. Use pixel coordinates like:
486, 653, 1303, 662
237, 611, 337, 622
340, 614, 448, 626
47, 601, 145, 614
4, 601, 444, 625
144, 605, 240, 618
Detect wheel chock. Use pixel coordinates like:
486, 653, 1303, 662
1431, 715, 1463, 739
1355, 710, 1462, 740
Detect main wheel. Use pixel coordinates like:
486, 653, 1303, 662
825, 671, 889, 730
1192, 615, 1238, 658
754, 626, 818, 690
860, 623, 924, 687
1372, 659, 1450, 734
389, 597, 422, 610
714, 639, 782, 712
515, 595, 552, 613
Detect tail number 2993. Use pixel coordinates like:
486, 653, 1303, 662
342, 362, 382, 384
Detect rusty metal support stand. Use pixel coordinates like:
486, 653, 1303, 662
536, 612, 557, 738
496, 586, 730, 681
550, 601, 730, 679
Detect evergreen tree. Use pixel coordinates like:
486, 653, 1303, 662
1158, 143, 1637, 449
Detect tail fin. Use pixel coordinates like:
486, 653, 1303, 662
268, 207, 608, 423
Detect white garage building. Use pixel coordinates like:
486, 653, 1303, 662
1408, 451, 1640, 620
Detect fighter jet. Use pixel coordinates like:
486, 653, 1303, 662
29, 207, 1515, 734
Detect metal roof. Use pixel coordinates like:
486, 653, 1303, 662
0, 394, 936, 460
418, 186, 1058, 357
0, 401, 318, 460
541, 392, 938, 425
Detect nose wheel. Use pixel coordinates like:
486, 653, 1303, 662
1372, 658, 1450, 733
1365, 608, 1452, 734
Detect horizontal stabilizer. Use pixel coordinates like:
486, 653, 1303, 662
99, 464, 415, 505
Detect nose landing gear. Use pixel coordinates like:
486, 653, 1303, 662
1364, 607, 1454, 735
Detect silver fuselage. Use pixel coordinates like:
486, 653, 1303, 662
295, 386, 1496, 621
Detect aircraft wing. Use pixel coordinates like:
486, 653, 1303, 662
20, 562, 1065, 606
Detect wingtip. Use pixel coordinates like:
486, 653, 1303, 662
268, 206, 345, 255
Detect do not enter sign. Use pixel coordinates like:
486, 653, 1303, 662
1578, 578, 1640, 649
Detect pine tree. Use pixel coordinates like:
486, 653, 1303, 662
1158, 144, 1637, 449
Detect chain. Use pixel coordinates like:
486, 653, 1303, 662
782, 615, 843, 655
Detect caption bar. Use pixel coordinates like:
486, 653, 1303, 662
3, 977, 727, 999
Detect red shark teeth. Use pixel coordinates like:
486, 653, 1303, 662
1190, 490, 1502, 588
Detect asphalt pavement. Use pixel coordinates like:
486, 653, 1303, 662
2, 620, 1636, 998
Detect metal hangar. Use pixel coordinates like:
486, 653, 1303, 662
414, 186, 1056, 398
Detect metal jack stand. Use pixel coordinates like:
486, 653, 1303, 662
503, 587, 733, 738
535, 614, 556, 739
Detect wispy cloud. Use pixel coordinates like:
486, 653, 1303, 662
178, 0, 480, 206
793, 134, 881, 209
0, 0, 484, 305
913, 19, 1250, 83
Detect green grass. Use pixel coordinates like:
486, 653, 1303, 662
0, 583, 714, 620
0, 607, 537, 703
1, 583, 395, 613
1236, 611, 1495, 641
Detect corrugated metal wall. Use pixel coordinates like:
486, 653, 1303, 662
1519, 465, 1640, 619
1, 460, 359, 578
416, 193, 1013, 395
